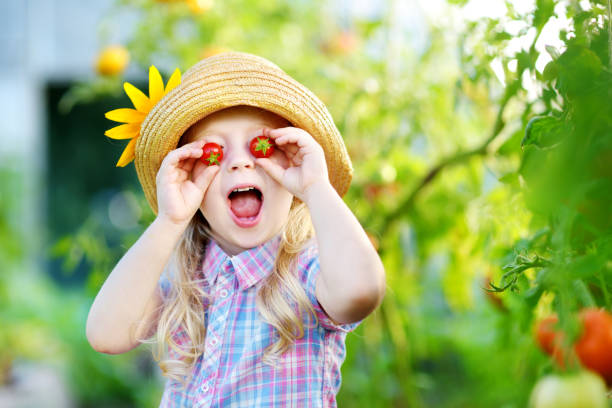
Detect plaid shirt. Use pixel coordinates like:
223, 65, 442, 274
157, 232, 362, 407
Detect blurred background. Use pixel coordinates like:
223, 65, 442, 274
1, 0, 610, 407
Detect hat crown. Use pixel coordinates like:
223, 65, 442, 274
183, 51, 284, 83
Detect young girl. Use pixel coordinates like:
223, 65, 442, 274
86, 52, 386, 407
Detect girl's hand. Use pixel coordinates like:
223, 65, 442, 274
156, 140, 220, 226
255, 127, 330, 203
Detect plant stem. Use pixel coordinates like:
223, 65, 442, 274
598, 271, 612, 310
371, 18, 549, 237
375, 79, 514, 236
608, 0, 612, 70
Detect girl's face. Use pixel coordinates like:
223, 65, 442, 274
184, 106, 294, 256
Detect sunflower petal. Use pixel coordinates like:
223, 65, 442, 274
105, 108, 147, 124
124, 82, 151, 113
165, 68, 181, 93
105, 123, 141, 140
116, 137, 138, 167
149, 65, 164, 105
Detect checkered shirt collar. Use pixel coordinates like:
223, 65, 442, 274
202, 232, 282, 290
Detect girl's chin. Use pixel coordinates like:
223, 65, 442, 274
211, 222, 270, 252
218, 236, 268, 256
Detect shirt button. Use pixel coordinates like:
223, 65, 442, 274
209, 338, 218, 347
201, 383, 209, 392
219, 289, 228, 298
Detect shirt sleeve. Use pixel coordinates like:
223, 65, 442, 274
298, 241, 363, 333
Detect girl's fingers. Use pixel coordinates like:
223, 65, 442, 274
162, 140, 205, 168
192, 162, 220, 191
275, 139, 299, 154
191, 159, 208, 183
283, 149, 296, 160
273, 133, 309, 151
264, 128, 314, 153
266, 127, 296, 137
264, 128, 294, 144
274, 133, 300, 145
255, 158, 285, 185
178, 157, 198, 173
291, 154, 303, 166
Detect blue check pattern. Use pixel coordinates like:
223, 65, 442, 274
157, 233, 362, 407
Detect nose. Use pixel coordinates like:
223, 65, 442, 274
227, 147, 255, 171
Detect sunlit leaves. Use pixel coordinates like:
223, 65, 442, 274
555, 45, 603, 98
521, 116, 565, 149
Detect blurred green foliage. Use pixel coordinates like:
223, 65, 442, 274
7, 0, 609, 407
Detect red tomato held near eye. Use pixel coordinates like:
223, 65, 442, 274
249, 136, 275, 158
201, 142, 223, 165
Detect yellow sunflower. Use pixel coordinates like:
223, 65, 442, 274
105, 65, 181, 167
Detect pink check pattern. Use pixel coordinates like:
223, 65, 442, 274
157, 233, 362, 407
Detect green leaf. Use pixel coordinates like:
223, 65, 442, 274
555, 45, 603, 98
498, 172, 519, 186
544, 45, 560, 59
521, 116, 566, 149
497, 129, 523, 155
572, 280, 596, 307
493, 31, 512, 41
542, 61, 558, 81
533, 0, 555, 30
567, 253, 607, 280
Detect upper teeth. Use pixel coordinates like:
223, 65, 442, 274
232, 187, 255, 193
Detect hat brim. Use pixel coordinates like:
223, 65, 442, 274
136, 52, 353, 214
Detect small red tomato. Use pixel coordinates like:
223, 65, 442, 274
534, 308, 612, 384
535, 315, 560, 355
575, 308, 612, 384
249, 135, 275, 158
200, 142, 223, 165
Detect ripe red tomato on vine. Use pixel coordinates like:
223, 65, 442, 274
200, 142, 223, 165
249, 135, 275, 158
534, 308, 612, 384
535, 315, 559, 355
574, 309, 612, 382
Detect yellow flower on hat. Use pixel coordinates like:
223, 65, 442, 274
104, 65, 181, 167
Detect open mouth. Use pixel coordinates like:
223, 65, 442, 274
227, 187, 264, 227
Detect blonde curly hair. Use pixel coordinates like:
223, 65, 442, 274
138, 199, 318, 388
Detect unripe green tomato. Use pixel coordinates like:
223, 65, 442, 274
529, 371, 607, 408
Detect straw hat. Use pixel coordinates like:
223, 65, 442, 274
135, 51, 353, 214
